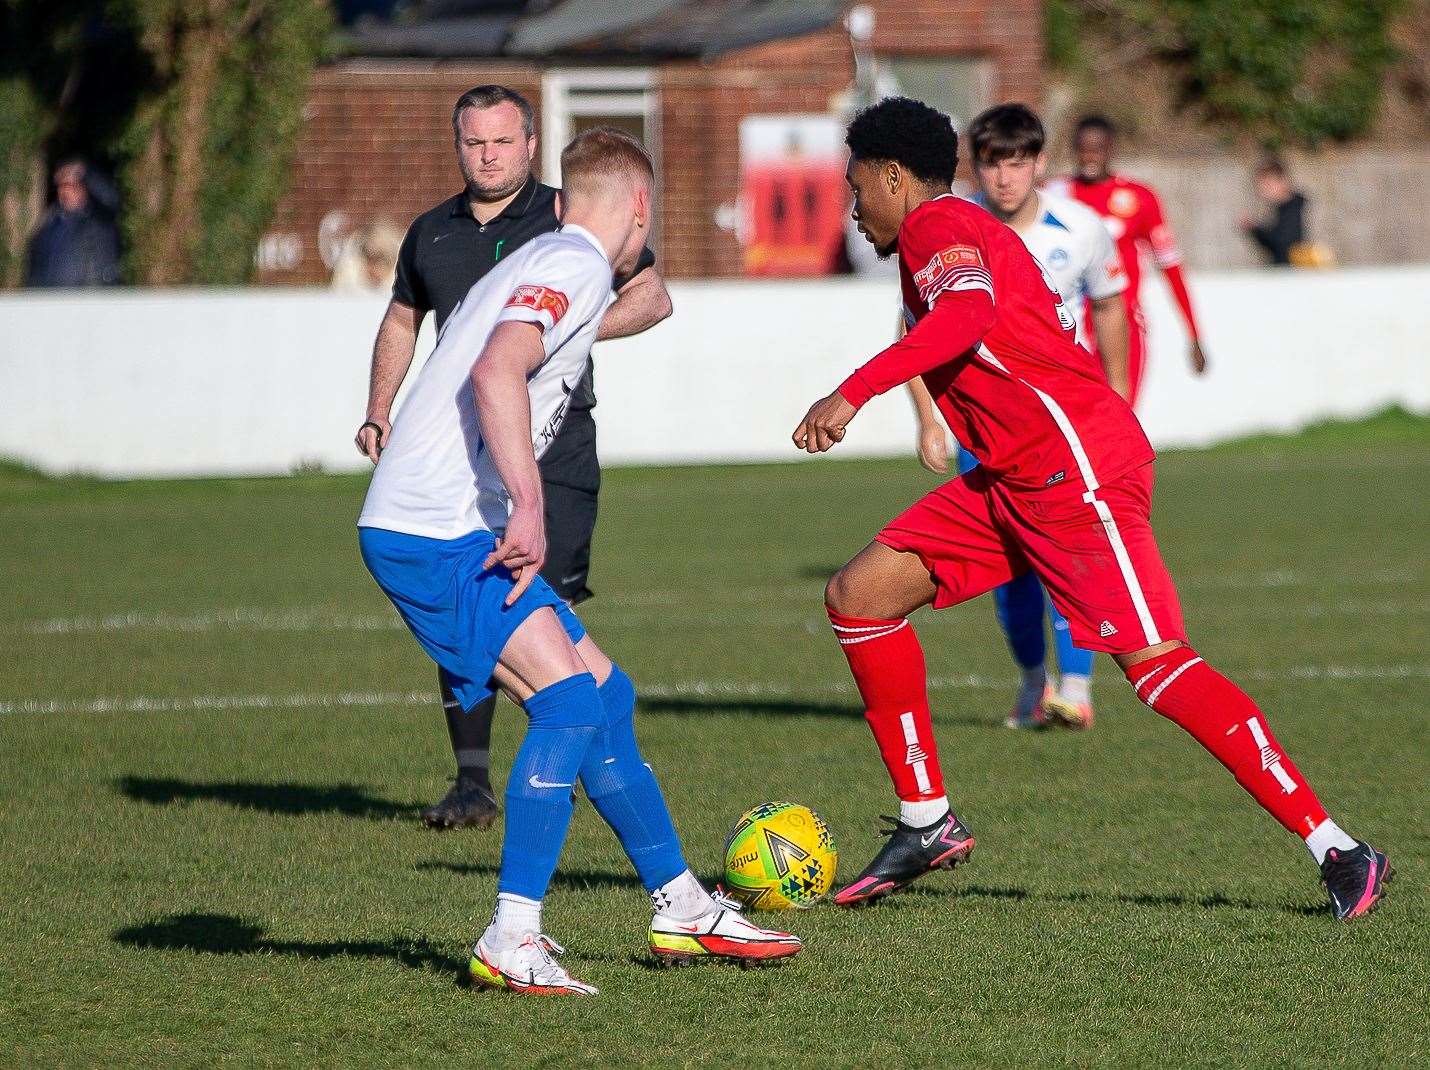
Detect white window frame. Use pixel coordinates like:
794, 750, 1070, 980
541, 68, 659, 188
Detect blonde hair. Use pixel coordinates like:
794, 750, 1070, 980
560, 127, 653, 198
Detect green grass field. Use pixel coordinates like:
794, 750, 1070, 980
1, 410, 1426, 1068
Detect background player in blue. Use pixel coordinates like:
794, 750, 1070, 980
907, 104, 1130, 730
358, 128, 801, 995
355, 85, 671, 830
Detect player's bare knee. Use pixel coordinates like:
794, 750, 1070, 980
1114, 639, 1186, 673
824, 568, 859, 616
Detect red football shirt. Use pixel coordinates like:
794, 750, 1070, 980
1051, 174, 1181, 307
838, 195, 1153, 494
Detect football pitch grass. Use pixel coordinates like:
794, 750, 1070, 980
1, 411, 1426, 1068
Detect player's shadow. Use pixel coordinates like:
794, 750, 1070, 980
905, 882, 1322, 917
639, 695, 860, 719
113, 912, 465, 976
639, 695, 995, 728
416, 860, 644, 892
116, 776, 421, 821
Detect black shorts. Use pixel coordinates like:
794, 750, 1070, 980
537, 406, 600, 604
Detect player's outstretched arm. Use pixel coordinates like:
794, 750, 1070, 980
356, 299, 423, 463
1089, 294, 1131, 401
471, 320, 548, 605
596, 267, 672, 341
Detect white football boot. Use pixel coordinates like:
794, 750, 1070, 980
468, 933, 598, 996
649, 890, 802, 965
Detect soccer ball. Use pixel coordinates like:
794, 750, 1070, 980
722, 802, 837, 910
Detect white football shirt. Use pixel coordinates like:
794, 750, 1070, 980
969, 190, 1126, 347
358, 225, 615, 539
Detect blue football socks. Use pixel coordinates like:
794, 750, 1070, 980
497, 672, 603, 901
1049, 598, 1095, 679
579, 665, 688, 892
994, 571, 1048, 670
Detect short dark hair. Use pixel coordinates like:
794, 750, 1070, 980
452, 85, 535, 138
1075, 114, 1115, 138
845, 96, 958, 186
968, 103, 1045, 163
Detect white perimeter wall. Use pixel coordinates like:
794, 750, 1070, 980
0, 267, 1426, 478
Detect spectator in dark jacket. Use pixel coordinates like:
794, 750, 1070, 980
1241, 157, 1306, 266
25, 159, 121, 287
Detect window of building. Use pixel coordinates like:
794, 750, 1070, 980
540, 69, 659, 187
872, 56, 996, 129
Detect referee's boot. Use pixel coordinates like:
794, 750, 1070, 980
421, 775, 498, 830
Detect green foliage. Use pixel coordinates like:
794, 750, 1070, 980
0, 1, 330, 287
112, 0, 332, 284
1047, 0, 1405, 146
0, 2, 93, 286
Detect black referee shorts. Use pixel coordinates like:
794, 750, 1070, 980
537, 407, 600, 605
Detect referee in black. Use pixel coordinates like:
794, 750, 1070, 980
354, 85, 671, 829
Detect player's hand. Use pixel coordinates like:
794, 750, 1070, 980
355, 417, 390, 464
793, 391, 857, 454
916, 422, 949, 474
1189, 341, 1208, 376
485, 504, 546, 606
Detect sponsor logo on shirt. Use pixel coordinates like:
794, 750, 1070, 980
913, 244, 989, 306
1109, 188, 1139, 218
505, 284, 570, 324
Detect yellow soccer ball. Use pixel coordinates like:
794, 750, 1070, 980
722, 802, 837, 910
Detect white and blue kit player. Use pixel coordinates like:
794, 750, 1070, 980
907, 103, 1131, 730
358, 129, 799, 995
961, 187, 1129, 729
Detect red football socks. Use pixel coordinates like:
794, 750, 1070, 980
1126, 647, 1329, 837
828, 608, 945, 802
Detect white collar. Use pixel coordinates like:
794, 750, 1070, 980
558, 222, 609, 263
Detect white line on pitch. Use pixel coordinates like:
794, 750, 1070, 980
3, 665, 1426, 717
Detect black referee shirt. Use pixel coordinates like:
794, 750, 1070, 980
392, 177, 654, 415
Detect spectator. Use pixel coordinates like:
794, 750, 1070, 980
1242, 157, 1308, 266
25, 159, 121, 287
329, 220, 403, 293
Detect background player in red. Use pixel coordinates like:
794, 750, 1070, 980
1048, 115, 1206, 404
793, 97, 1389, 921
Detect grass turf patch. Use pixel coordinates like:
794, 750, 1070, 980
0, 416, 1426, 1067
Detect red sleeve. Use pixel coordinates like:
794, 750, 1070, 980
839, 216, 998, 407
1161, 263, 1200, 340
839, 289, 995, 407
1139, 185, 1200, 339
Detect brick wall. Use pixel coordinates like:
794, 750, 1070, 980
260, 61, 542, 285
658, 29, 854, 277
865, 0, 1042, 103
259, 0, 1045, 283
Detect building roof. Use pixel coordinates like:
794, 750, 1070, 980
342, 0, 844, 60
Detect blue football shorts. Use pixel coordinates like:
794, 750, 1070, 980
358, 526, 586, 709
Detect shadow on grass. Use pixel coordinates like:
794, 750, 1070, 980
902, 882, 1322, 917
638, 696, 997, 728
116, 776, 421, 821
640, 695, 860, 719
417, 860, 645, 893
113, 912, 465, 975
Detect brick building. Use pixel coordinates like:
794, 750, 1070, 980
258, 0, 1042, 284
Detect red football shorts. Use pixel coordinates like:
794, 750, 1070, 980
875, 461, 1186, 655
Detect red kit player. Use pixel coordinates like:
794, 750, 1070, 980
792, 97, 1389, 921
1047, 115, 1206, 404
